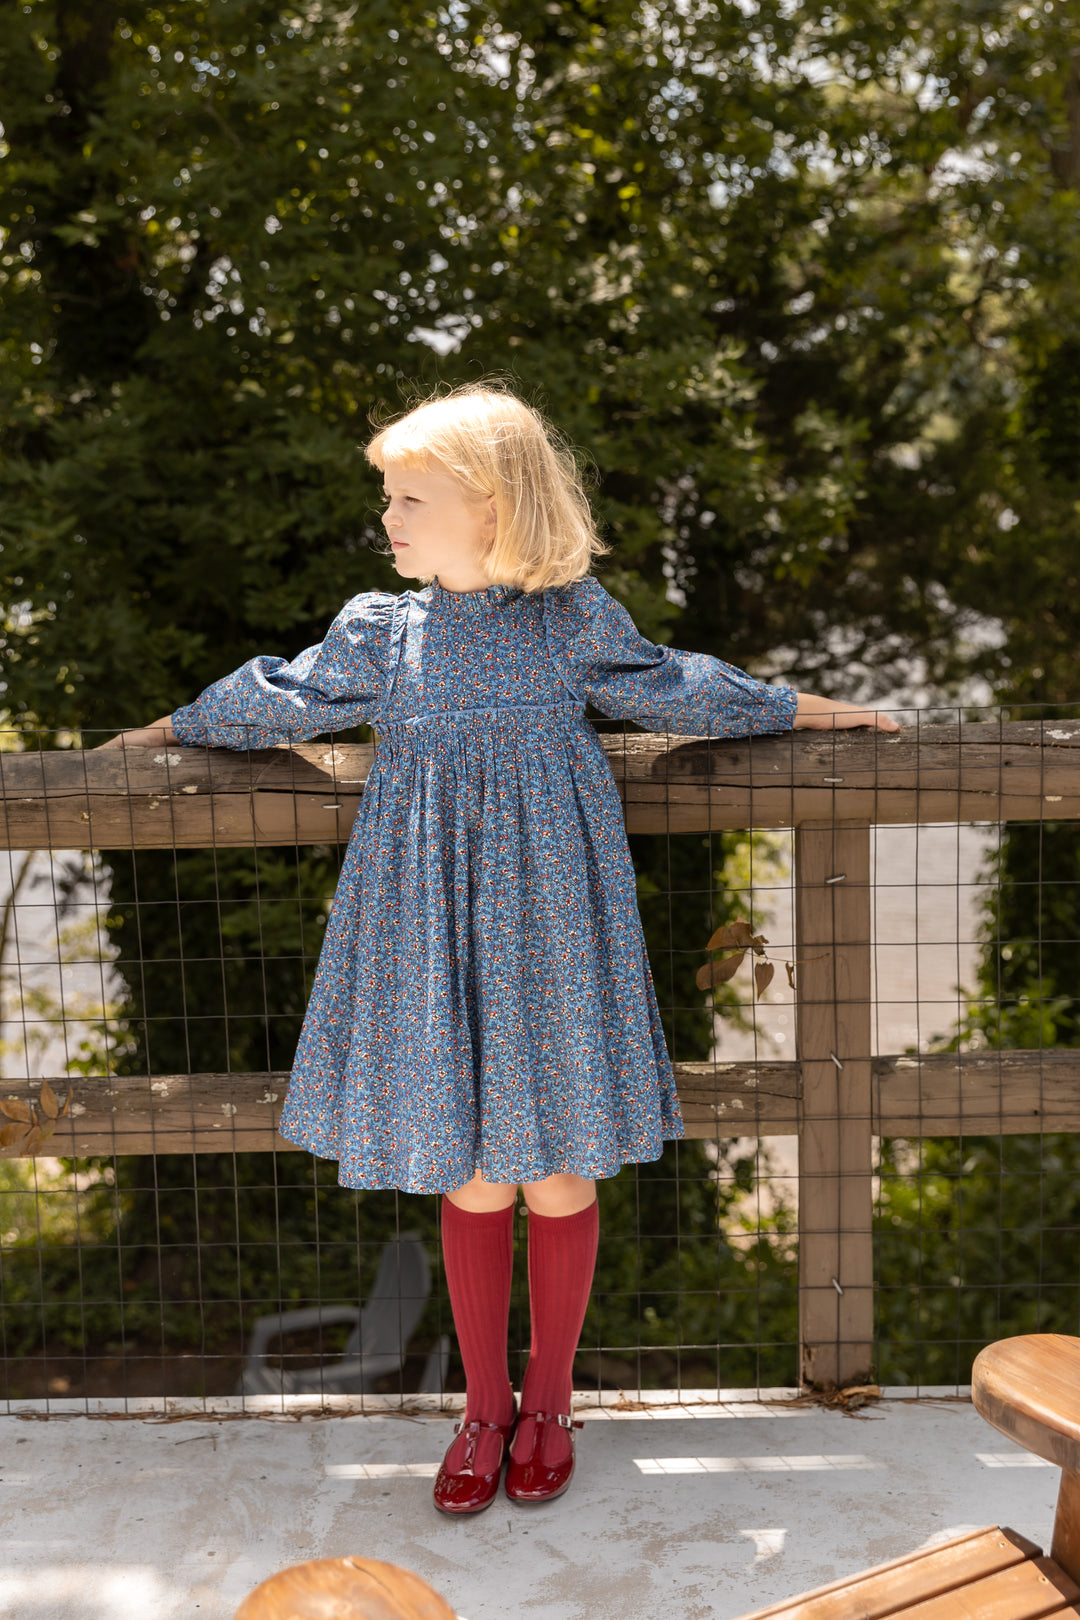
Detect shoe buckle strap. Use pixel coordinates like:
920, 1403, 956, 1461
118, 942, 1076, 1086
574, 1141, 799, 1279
454, 1416, 513, 1438
529, 1410, 583, 1431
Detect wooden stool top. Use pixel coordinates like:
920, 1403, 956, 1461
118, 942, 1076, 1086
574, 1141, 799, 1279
973, 1333, 1080, 1476
233, 1556, 457, 1620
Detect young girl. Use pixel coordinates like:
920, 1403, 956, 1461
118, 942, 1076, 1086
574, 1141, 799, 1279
104, 382, 898, 1515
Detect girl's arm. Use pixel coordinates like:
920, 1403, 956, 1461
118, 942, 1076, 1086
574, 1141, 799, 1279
548, 578, 902, 739
91, 592, 398, 754
97, 693, 899, 747
792, 693, 899, 733
96, 714, 178, 750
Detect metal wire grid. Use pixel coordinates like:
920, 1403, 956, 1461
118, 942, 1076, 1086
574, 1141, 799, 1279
870, 707, 1080, 1388
0, 707, 1077, 1408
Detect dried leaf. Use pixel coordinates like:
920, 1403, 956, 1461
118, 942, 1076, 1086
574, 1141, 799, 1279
38, 1118, 57, 1142
0, 1097, 33, 1124
19, 1125, 44, 1157
785, 961, 796, 989
705, 920, 755, 952
750, 934, 769, 954
713, 950, 748, 983
790, 1382, 882, 1418
696, 951, 746, 990
59, 1092, 72, 1118
0, 1121, 29, 1148
754, 960, 776, 997
39, 1079, 59, 1120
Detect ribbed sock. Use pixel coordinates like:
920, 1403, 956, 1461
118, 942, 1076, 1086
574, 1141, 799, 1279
440, 1197, 515, 1474
512, 1198, 600, 1466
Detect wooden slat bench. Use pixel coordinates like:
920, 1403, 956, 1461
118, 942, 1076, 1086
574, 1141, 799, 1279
739, 1334, 1080, 1618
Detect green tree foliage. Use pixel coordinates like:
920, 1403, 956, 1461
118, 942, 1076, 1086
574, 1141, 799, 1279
875, 1130, 1080, 1387
4, 0, 1080, 715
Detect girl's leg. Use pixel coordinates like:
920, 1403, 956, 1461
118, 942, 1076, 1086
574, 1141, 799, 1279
512, 1172, 599, 1467
439, 1171, 518, 1480
446, 1169, 519, 1215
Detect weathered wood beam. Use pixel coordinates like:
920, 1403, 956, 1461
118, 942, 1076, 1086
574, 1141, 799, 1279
0, 1065, 803, 1158
872, 1049, 1080, 1137
0, 1071, 294, 1157
679, 1048, 1080, 1138
616, 718, 1080, 830
3, 719, 1080, 848
0, 742, 372, 850
794, 822, 875, 1388
4, 1050, 1073, 1159
677, 1060, 802, 1136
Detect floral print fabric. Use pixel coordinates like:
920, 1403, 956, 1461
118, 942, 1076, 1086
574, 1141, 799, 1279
171, 574, 798, 1192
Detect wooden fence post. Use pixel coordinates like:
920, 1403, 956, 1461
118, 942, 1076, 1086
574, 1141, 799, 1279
794, 821, 875, 1387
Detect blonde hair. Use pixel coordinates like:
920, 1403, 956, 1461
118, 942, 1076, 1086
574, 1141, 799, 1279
363, 381, 610, 591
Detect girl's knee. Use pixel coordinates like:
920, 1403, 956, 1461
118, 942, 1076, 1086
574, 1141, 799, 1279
521, 1173, 596, 1217
445, 1169, 517, 1212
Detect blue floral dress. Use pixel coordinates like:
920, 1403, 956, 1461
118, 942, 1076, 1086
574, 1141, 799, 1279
171, 574, 797, 1193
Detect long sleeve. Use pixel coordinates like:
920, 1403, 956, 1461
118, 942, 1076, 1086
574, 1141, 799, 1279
170, 591, 399, 749
545, 575, 797, 738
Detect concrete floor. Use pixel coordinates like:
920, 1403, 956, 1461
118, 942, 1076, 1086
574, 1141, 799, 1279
0, 1392, 1061, 1620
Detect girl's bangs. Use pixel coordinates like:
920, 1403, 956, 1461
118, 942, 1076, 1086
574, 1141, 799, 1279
366, 430, 439, 472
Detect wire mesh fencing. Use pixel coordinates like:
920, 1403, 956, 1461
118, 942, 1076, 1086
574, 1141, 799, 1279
1, 707, 1079, 1409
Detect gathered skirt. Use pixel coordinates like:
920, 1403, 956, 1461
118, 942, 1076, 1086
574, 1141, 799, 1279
277, 702, 684, 1193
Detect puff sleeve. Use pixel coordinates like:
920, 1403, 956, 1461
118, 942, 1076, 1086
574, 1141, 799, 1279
545, 576, 797, 738
170, 591, 399, 749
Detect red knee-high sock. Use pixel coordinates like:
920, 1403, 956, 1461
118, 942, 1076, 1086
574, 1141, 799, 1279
440, 1198, 515, 1471
513, 1198, 599, 1465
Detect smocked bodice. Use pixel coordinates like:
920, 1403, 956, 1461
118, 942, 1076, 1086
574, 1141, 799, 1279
384, 577, 576, 725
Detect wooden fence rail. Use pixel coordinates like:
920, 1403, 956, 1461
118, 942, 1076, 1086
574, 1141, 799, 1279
1, 719, 1079, 847
6, 1050, 1077, 1157
4, 718, 1080, 1388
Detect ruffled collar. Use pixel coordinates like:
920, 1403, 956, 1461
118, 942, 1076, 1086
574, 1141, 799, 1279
427, 574, 522, 610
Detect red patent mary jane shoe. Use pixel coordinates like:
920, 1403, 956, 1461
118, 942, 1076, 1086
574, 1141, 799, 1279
504, 1410, 584, 1504
433, 1409, 517, 1516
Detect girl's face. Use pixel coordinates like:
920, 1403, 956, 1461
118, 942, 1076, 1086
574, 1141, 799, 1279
379, 461, 497, 592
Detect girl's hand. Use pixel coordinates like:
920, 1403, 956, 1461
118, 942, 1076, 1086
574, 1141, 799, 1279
793, 693, 900, 734
95, 716, 178, 751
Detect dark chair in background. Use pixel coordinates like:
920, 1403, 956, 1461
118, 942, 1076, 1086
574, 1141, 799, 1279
236, 1233, 450, 1398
